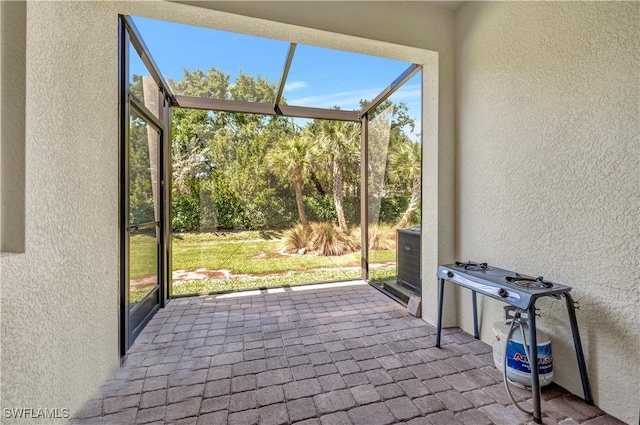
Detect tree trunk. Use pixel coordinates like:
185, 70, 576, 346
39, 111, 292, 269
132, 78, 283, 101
397, 179, 420, 229
332, 161, 348, 232
294, 173, 308, 226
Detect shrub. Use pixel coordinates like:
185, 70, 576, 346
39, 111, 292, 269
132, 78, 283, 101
171, 196, 200, 232
305, 195, 361, 226
304, 195, 337, 222
368, 224, 396, 250
213, 191, 243, 229
171, 191, 419, 232
351, 224, 396, 250
282, 222, 359, 256
343, 196, 361, 224
379, 195, 407, 223
308, 222, 357, 256
252, 190, 297, 229
283, 223, 311, 253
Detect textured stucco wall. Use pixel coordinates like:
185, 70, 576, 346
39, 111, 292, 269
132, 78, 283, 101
0, 2, 120, 423
456, 2, 639, 423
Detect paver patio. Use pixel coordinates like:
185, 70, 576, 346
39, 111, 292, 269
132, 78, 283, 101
69, 281, 621, 425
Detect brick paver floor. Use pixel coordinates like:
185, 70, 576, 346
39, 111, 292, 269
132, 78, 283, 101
69, 281, 622, 425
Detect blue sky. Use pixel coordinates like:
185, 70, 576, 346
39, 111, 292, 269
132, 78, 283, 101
131, 16, 421, 134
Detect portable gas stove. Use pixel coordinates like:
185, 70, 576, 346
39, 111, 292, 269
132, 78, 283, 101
435, 261, 593, 424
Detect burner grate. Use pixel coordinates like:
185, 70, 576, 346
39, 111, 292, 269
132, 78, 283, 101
438, 263, 567, 308
506, 274, 554, 289
455, 261, 492, 271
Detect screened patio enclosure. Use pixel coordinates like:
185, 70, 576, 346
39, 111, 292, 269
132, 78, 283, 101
119, 15, 423, 351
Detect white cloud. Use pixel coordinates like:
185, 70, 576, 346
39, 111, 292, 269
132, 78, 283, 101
284, 81, 309, 92
288, 83, 422, 110
288, 87, 382, 110
390, 84, 422, 102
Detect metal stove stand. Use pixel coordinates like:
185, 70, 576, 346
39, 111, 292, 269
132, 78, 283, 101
435, 262, 593, 424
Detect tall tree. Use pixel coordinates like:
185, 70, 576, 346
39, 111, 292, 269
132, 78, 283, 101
171, 68, 230, 99
169, 67, 298, 230
169, 70, 221, 197
128, 112, 156, 225
266, 134, 313, 226
388, 140, 421, 228
367, 104, 394, 226
313, 119, 360, 232
361, 98, 420, 227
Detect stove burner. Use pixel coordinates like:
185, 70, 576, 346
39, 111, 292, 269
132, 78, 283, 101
506, 274, 554, 289
438, 263, 570, 310
455, 261, 492, 271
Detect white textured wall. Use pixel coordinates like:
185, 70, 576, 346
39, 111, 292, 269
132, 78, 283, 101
0, 2, 120, 423
456, 2, 639, 423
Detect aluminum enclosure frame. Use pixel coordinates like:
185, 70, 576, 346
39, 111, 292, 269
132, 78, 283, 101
120, 14, 422, 303
175, 95, 360, 122
119, 16, 173, 356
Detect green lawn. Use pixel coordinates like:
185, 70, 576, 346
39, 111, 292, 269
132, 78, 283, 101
129, 232, 158, 306
172, 269, 363, 295
129, 231, 397, 298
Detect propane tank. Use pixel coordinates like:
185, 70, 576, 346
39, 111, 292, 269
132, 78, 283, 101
492, 319, 553, 387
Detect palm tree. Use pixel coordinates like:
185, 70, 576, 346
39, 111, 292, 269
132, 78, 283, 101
266, 135, 313, 226
316, 120, 360, 233
388, 140, 421, 228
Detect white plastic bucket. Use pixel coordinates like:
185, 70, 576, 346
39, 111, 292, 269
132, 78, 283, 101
492, 320, 553, 387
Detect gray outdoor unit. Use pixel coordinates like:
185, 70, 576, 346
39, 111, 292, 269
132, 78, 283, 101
396, 227, 421, 295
